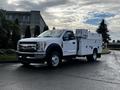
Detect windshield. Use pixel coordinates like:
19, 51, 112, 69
38, 30, 64, 38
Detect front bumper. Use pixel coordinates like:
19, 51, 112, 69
16, 51, 46, 62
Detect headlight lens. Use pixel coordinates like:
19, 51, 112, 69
37, 42, 46, 51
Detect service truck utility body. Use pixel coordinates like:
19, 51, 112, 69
17, 29, 102, 67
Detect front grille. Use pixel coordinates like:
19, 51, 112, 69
19, 42, 37, 52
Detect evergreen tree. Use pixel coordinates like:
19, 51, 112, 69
15, 18, 19, 25
0, 10, 21, 49
112, 40, 115, 43
0, 9, 11, 48
96, 19, 111, 44
11, 19, 20, 49
34, 25, 40, 37
24, 25, 31, 38
53, 27, 55, 30
117, 40, 120, 43
11, 29, 20, 49
0, 27, 8, 48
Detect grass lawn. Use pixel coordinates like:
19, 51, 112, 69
109, 48, 120, 50
102, 48, 111, 54
0, 54, 17, 61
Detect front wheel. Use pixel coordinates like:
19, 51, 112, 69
17, 57, 30, 66
21, 61, 30, 66
47, 52, 61, 67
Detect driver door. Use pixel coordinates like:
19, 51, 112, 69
62, 31, 77, 56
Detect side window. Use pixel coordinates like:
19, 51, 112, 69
63, 31, 75, 41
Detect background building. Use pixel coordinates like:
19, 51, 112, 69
5, 10, 48, 37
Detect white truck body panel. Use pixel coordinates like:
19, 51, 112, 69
62, 39, 77, 56
75, 29, 102, 56
76, 29, 88, 38
77, 38, 102, 55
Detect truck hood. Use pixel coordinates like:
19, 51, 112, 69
19, 37, 60, 42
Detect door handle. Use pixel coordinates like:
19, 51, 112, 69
72, 42, 75, 44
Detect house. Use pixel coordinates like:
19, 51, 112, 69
5, 10, 48, 37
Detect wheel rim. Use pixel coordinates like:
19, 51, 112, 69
51, 54, 59, 67
93, 52, 97, 60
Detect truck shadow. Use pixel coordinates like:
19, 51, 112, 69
16, 59, 102, 73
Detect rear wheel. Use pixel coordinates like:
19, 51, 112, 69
92, 50, 97, 61
47, 51, 61, 67
87, 49, 97, 62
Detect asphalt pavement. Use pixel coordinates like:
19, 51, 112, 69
0, 50, 120, 90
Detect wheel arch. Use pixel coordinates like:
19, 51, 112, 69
46, 43, 63, 57
93, 48, 98, 53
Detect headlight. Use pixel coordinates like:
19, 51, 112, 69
37, 42, 46, 51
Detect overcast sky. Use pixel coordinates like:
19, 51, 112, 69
0, 0, 120, 40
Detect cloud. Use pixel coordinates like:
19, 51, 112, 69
7, 0, 69, 11
84, 12, 115, 25
0, 0, 120, 40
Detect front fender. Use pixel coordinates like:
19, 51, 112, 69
46, 43, 63, 57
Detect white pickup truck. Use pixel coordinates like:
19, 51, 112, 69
17, 29, 102, 67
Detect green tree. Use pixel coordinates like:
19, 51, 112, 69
34, 25, 40, 37
0, 10, 21, 49
24, 25, 31, 38
0, 9, 11, 48
53, 27, 55, 30
96, 19, 111, 44
0, 11, 6, 48
0, 27, 8, 48
15, 18, 19, 25
112, 40, 115, 43
11, 19, 21, 49
117, 40, 120, 43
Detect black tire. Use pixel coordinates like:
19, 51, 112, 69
92, 49, 97, 61
21, 61, 30, 66
47, 51, 62, 67
86, 55, 92, 62
18, 57, 30, 66
87, 49, 97, 62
